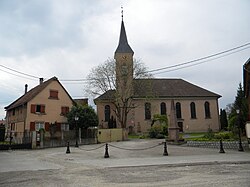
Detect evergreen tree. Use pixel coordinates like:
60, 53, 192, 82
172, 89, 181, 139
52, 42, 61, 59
228, 83, 248, 133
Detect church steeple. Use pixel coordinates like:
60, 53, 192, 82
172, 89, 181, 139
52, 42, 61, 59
115, 20, 134, 54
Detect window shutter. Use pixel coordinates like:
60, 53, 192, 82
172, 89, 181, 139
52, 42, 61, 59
56, 123, 61, 131
41, 105, 45, 113
65, 107, 69, 114
61, 107, 65, 115
30, 122, 35, 131
45, 122, 50, 131
50, 90, 58, 99
61, 107, 69, 115
31, 104, 36, 113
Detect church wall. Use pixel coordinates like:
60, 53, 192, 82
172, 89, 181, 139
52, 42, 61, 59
130, 97, 220, 134
96, 102, 117, 129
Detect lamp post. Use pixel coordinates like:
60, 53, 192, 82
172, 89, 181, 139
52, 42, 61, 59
236, 109, 244, 152
75, 116, 79, 147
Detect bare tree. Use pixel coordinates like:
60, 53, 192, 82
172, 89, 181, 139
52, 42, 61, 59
86, 58, 152, 96
86, 58, 152, 137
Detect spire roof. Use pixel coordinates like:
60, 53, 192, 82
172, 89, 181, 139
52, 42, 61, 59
115, 20, 134, 54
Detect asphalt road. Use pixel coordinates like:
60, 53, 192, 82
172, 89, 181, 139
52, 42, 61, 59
0, 163, 249, 187
0, 139, 250, 187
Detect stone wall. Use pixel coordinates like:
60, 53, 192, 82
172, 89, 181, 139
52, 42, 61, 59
186, 140, 249, 150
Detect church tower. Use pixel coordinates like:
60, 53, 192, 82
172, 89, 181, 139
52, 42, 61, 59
114, 18, 134, 97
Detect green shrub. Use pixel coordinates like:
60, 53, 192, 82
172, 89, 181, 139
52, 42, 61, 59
214, 131, 237, 140
203, 128, 215, 140
148, 124, 168, 138
149, 124, 161, 138
156, 134, 165, 139
139, 134, 146, 139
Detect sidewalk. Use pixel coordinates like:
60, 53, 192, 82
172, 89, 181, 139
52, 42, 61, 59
0, 139, 250, 172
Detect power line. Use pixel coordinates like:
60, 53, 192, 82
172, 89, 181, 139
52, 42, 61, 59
146, 42, 250, 73
0, 68, 37, 81
0, 64, 40, 79
152, 45, 250, 75
0, 42, 249, 83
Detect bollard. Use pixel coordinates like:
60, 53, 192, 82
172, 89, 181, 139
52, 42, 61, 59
238, 140, 244, 152
104, 143, 109, 158
219, 139, 225, 153
66, 141, 71, 154
163, 141, 168, 156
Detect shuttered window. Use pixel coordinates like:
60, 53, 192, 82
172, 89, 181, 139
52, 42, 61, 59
31, 104, 45, 114
49, 90, 58, 99
61, 106, 69, 115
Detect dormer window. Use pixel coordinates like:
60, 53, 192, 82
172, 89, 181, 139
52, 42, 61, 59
49, 90, 58, 99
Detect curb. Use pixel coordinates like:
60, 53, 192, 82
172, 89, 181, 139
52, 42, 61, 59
106, 160, 250, 169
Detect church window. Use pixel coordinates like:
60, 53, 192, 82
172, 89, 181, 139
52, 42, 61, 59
145, 103, 151, 120
176, 102, 182, 119
160, 102, 167, 115
204, 102, 211, 118
190, 102, 196, 119
104, 105, 110, 122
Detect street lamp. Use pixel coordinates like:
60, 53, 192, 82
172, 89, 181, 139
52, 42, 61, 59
236, 109, 244, 152
75, 116, 79, 147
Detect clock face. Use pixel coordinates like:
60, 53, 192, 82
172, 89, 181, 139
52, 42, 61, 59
122, 55, 127, 60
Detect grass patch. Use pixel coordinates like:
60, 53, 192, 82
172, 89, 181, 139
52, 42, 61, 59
128, 134, 140, 139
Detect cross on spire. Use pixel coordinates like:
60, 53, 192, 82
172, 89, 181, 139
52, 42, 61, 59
121, 6, 123, 20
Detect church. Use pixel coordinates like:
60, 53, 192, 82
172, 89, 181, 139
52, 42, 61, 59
94, 18, 221, 134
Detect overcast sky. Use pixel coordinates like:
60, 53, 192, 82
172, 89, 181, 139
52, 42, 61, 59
0, 0, 250, 119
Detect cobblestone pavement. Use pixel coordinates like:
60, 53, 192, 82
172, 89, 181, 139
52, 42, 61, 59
0, 139, 250, 186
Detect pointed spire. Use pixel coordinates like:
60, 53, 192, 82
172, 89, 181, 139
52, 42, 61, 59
115, 9, 134, 54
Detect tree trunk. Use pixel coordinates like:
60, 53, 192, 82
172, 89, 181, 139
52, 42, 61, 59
122, 128, 128, 141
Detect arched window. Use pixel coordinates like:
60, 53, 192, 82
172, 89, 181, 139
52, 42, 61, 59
176, 102, 182, 119
145, 102, 151, 120
204, 102, 211, 118
190, 102, 196, 119
104, 105, 110, 122
160, 102, 167, 115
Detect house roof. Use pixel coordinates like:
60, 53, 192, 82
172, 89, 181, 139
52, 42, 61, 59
115, 20, 134, 54
94, 78, 221, 102
74, 98, 88, 106
5, 77, 75, 110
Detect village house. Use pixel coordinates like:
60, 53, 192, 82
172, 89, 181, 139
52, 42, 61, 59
243, 58, 250, 120
4, 77, 76, 140
95, 19, 221, 134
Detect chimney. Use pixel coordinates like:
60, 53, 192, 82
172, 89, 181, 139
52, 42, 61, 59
39, 78, 44, 85
25, 84, 28, 94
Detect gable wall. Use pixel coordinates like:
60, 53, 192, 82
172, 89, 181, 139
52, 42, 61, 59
25, 81, 73, 130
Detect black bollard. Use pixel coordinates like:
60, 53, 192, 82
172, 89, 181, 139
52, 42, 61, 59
219, 139, 225, 153
104, 143, 109, 158
66, 141, 71, 154
163, 141, 168, 156
238, 139, 244, 152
